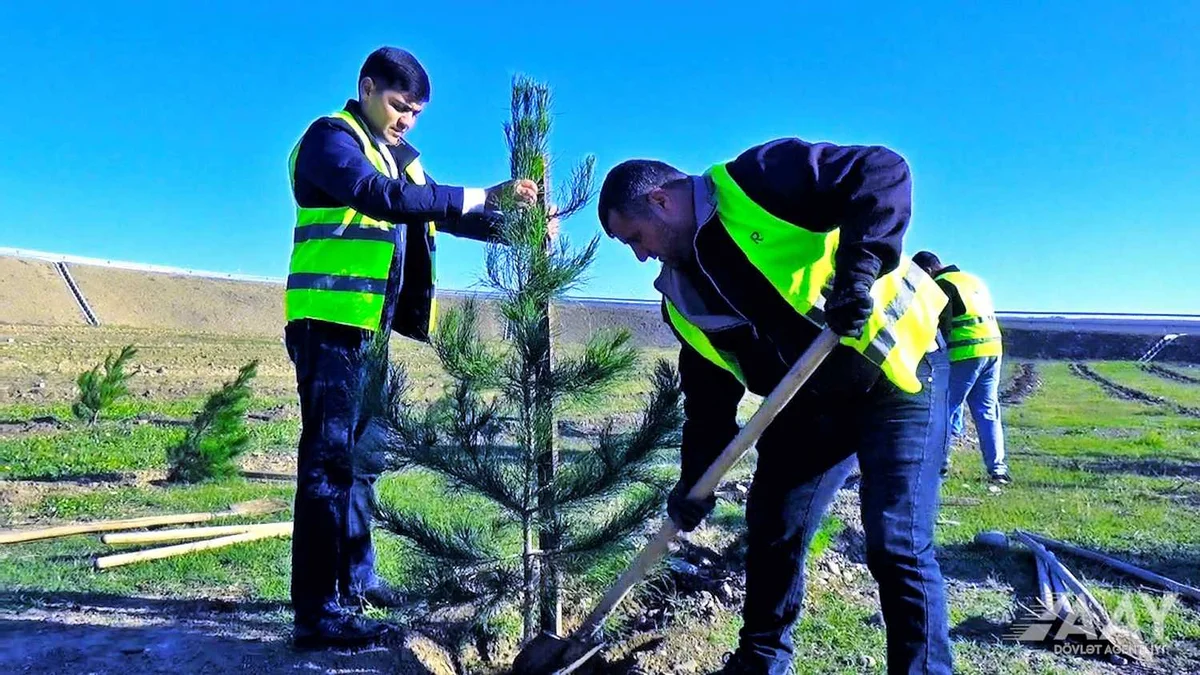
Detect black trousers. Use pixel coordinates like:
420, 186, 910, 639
284, 319, 381, 623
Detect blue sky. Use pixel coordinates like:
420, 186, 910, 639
1, 1, 1196, 313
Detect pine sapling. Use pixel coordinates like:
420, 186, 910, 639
167, 360, 259, 483
368, 76, 684, 644
72, 344, 138, 425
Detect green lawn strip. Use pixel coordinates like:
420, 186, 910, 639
1007, 362, 1200, 432
0, 418, 300, 480
1003, 427, 1199, 471
0, 425, 185, 479
0, 394, 295, 426
24, 480, 295, 522
1089, 361, 1200, 409
939, 462, 1199, 553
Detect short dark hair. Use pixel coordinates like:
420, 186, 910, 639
597, 160, 687, 233
911, 250, 943, 273
359, 47, 431, 103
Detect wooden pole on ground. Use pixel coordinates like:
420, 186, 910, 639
94, 521, 293, 570
0, 499, 286, 545
101, 522, 286, 545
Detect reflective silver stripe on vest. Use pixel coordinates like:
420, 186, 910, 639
286, 273, 387, 294
800, 282, 834, 324
294, 224, 395, 244
951, 314, 994, 328
948, 336, 1001, 349
861, 265, 922, 365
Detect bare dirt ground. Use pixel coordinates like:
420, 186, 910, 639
68, 264, 287, 337
0, 594, 457, 675
0, 258, 86, 327
0, 324, 298, 406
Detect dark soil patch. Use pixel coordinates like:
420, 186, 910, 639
1069, 363, 1200, 418
1042, 457, 1200, 480
1000, 363, 1042, 406
1141, 364, 1200, 386
0, 591, 455, 674
0, 416, 69, 438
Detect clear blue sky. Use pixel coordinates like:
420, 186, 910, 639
1, 1, 1196, 313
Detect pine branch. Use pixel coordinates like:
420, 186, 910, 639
360, 330, 410, 422
554, 487, 666, 571
550, 155, 597, 220
73, 344, 138, 424
386, 384, 530, 517
166, 360, 257, 483
415, 560, 525, 622
432, 300, 505, 390
543, 359, 682, 509
373, 505, 504, 565
549, 330, 638, 406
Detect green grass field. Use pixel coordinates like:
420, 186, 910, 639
2, 342, 1199, 674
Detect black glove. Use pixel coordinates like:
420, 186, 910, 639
666, 480, 717, 532
824, 277, 874, 338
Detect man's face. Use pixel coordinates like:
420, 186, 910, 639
605, 187, 696, 268
360, 78, 424, 146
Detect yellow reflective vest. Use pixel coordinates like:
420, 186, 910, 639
937, 270, 1002, 362
284, 110, 438, 334
663, 162, 947, 394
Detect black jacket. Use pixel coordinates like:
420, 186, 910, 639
671, 138, 914, 486
290, 100, 502, 340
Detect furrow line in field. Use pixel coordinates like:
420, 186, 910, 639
1070, 363, 1200, 418
999, 362, 1042, 406
1141, 363, 1200, 386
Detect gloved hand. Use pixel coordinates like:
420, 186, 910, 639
666, 480, 717, 532
824, 276, 874, 338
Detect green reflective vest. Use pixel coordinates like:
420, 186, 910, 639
937, 270, 1002, 362
663, 162, 948, 394
284, 110, 438, 334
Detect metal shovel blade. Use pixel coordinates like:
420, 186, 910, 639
510, 631, 603, 675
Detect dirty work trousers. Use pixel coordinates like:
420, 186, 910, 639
284, 319, 381, 624
737, 349, 952, 675
947, 355, 1007, 476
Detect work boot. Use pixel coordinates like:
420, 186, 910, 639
349, 581, 407, 609
293, 611, 393, 650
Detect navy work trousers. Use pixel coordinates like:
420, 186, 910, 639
284, 319, 381, 623
736, 349, 952, 674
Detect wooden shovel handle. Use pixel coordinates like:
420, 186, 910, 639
573, 328, 840, 638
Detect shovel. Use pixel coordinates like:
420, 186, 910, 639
511, 328, 840, 674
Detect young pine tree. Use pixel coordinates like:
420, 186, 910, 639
73, 344, 138, 425
365, 77, 682, 642
166, 360, 258, 483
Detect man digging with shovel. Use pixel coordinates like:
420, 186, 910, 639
592, 139, 953, 674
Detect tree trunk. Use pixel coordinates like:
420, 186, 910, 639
535, 157, 562, 635
522, 515, 537, 640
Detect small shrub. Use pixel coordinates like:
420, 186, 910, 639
166, 360, 258, 483
72, 344, 138, 425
